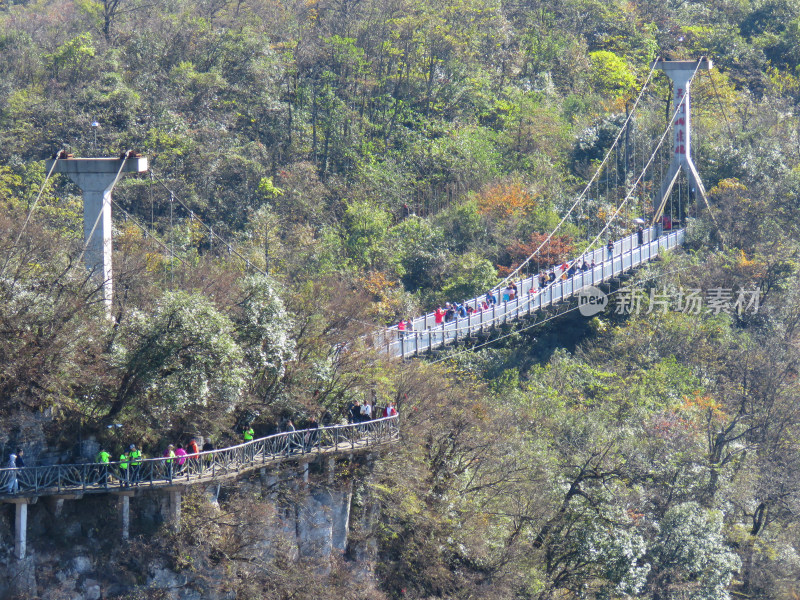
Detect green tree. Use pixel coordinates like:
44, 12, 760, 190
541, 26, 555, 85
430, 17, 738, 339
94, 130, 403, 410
390, 216, 450, 293
47, 33, 96, 84
438, 252, 498, 303
343, 198, 393, 270
589, 50, 635, 99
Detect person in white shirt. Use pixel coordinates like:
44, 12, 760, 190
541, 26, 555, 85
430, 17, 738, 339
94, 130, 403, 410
5, 452, 19, 494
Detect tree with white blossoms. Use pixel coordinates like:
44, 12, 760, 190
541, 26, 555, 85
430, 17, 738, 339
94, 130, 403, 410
646, 502, 741, 600
538, 502, 650, 599
110, 290, 246, 426
233, 274, 296, 402
585, 518, 651, 599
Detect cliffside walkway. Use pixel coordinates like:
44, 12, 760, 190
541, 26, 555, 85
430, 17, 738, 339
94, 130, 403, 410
0, 417, 398, 501
0, 417, 399, 558
380, 226, 685, 358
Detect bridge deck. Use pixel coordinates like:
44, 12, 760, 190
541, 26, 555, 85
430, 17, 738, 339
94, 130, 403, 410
379, 227, 684, 358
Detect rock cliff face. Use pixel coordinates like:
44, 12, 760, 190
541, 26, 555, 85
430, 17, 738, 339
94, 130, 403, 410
295, 487, 353, 560
0, 454, 381, 600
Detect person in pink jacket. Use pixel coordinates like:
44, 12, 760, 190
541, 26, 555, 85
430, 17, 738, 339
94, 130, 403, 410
175, 446, 187, 468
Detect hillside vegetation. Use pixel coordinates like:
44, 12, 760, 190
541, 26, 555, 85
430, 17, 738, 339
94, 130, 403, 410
2, 0, 800, 597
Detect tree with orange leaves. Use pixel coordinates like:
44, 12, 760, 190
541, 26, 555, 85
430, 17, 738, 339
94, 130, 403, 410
476, 181, 538, 220
497, 232, 575, 276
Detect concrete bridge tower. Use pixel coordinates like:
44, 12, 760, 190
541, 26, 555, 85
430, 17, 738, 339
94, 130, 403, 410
652, 58, 712, 224
45, 153, 148, 312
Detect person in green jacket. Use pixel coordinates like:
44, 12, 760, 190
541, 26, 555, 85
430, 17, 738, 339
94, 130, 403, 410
129, 444, 143, 485
118, 450, 130, 487
242, 426, 255, 462
164, 444, 176, 480
96, 447, 111, 484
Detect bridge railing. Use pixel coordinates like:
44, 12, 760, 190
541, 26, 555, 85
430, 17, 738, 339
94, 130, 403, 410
379, 228, 684, 358
0, 416, 399, 498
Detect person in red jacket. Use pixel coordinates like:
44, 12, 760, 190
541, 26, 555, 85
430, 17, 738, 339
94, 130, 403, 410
187, 438, 200, 471
435, 307, 445, 324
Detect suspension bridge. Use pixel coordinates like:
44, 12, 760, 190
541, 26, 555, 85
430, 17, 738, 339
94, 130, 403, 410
2, 57, 716, 561
379, 225, 684, 358
378, 57, 715, 358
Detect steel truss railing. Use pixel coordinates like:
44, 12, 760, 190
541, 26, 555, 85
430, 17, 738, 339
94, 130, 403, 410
378, 227, 684, 358
0, 416, 399, 499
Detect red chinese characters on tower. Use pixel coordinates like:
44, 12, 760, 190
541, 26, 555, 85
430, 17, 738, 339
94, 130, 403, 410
673, 89, 687, 154
674, 126, 686, 154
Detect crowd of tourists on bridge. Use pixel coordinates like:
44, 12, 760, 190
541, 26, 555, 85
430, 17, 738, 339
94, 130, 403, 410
394, 249, 605, 336
395, 256, 597, 334
394, 225, 650, 336
3, 402, 399, 495
3, 438, 216, 493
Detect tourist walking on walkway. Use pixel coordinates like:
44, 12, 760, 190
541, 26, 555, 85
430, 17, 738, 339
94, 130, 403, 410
202, 440, 214, 469
15, 449, 26, 489
118, 450, 130, 487
96, 448, 111, 463
164, 444, 177, 480
187, 438, 200, 471
243, 425, 256, 463
360, 401, 372, 421
175, 446, 187, 472
5, 451, 19, 494
96, 447, 111, 484
128, 445, 143, 485
349, 400, 361, 424
445, 303, 455, 322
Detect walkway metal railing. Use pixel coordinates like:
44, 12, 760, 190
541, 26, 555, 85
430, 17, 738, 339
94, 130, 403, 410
0, 416, 399, 499
378, 227, 684, 358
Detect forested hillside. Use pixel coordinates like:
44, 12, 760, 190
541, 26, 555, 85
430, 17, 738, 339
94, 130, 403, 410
2, 0, 800, 597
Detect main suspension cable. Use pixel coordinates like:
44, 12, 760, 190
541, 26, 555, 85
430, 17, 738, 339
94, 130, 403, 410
2, 153, 61, 274
493, 57, 661, 292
